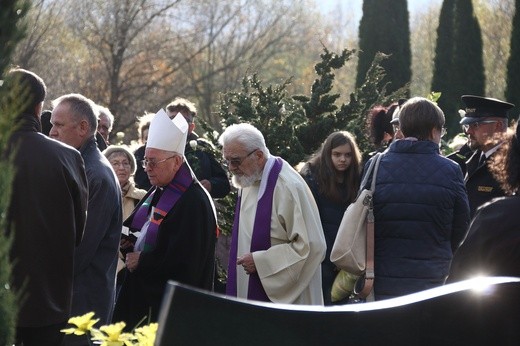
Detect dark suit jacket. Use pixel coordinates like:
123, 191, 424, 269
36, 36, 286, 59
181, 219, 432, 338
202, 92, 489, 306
464, 149, 506, 218
133, 144, 151, 191
7, 114, 88, 327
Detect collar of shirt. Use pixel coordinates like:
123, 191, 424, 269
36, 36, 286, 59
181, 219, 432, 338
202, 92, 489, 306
482, 142, 503, 159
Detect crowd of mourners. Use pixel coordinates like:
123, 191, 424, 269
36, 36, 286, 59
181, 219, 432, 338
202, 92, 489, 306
4, 68, 520, 346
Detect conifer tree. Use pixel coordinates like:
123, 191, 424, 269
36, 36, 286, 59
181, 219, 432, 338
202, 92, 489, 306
355, 0, 411, 95
432, 0, 456, 126
217, 48, 401, 165
432, 0, 485, 136
0, 0, 30, 73
219, 74, 307, 165
0, 1, 31, 344
294, 48, 355, 155
452, 0, 485, 107
506, 0, 520, 115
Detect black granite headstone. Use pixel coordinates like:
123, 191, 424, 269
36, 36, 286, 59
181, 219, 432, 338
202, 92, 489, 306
156, 277, 520, 346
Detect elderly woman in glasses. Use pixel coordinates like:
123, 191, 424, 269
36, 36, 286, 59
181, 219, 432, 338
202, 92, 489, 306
103, 145, 147, 262
104, 145, 148, 219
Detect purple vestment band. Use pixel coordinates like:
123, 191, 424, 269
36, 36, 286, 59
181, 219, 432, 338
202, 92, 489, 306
226, 157, 283, 301
129, 163, 193, 252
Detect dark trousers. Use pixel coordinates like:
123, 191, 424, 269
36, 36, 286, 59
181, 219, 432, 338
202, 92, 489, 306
15, 321, 67, 346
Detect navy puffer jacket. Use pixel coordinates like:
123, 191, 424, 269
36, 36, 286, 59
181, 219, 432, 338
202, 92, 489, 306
365, 140, 470, 300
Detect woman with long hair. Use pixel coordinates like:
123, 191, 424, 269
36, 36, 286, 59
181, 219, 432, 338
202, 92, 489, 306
300, 131, 362, 305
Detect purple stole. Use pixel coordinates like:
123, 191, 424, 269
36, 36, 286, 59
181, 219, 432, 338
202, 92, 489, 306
226, 157, 283, 301
129, 163, 193, 252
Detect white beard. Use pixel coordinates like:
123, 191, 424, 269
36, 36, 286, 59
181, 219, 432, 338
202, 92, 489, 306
231, 170, 262, 188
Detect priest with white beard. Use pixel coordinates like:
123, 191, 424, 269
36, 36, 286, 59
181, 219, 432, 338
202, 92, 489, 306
220, 123, 326, 305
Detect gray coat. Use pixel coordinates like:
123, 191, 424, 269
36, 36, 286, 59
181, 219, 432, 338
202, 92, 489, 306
71, 136, 122, 324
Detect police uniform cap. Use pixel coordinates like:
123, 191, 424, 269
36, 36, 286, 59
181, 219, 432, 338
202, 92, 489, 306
459, 95, 514, 125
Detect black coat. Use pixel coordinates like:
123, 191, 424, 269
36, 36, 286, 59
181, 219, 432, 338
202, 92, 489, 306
447, 196, 520, 282
6, 115, 88, 327
301, 168, 349, 305
133, 145, 151, 191
72, 137, 122, 325
113, 179, 217, 327
464, 149, 506, 218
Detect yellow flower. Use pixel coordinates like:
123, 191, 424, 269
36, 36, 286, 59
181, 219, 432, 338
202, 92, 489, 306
90, 322, 135, 346
61, 311, 99, 335
61, 313, 158, 345
133, 323, 158, 346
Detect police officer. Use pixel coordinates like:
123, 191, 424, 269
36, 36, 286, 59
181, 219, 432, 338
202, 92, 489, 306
460, 95, 515, 217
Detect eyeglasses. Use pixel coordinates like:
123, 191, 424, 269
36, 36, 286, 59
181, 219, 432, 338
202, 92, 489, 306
224, 149, 258, 167
141, 156, 175, 169
462, 120, 498, 132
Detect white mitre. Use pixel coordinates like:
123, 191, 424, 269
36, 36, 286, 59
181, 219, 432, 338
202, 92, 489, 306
146, 109, 189, 155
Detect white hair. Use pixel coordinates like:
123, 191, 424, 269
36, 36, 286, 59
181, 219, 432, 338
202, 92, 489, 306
97, 105, 114, 130
218, 123, 270, 157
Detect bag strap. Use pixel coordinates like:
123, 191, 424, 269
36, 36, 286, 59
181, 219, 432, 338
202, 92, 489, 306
357, 153, 383, 299
358, 153, 379, 194
369, 153, 383, 192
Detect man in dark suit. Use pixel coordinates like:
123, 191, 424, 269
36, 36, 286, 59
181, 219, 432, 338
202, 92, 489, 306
459, 95, 515, 217
4, 69, 88, 346
50, 94, 122, 331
